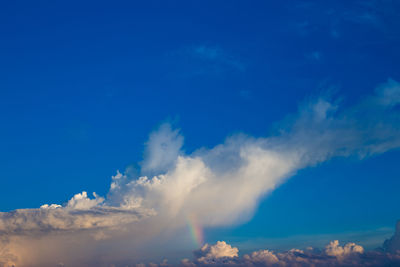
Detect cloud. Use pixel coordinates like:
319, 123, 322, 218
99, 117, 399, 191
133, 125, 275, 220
190, 45, 245, 71
0, 191, 152, 235
65, 191, 104, 210
194, 241, 239, 263
0, 191, 155, 266
325, 240, 364, 258
243, 249, 279, 266
167, 45, 245, 77
176, 224, 400, 266
177, 239, 400, 267
291, 1, 400, 40
307, 51, 322, 61
383, 220, 400, 254
141, 123, 184, 176
0, 79, 400, 266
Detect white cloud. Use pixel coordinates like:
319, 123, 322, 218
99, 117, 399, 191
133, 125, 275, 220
195, 241, 239, 263
243, 250, 279, 265
178, 239, 400, 267
0, 204, 151, 235
66, 191, 104, 210
0, 79, 399, 266
180, 240, 367, 266
325, 240, 364, 259
141, 123, 184, 176
40, 204, 62, 209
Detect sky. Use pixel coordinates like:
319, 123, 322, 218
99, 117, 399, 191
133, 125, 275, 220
1, 1, 400, 266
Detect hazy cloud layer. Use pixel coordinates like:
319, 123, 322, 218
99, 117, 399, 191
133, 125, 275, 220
0, 79, 400, 266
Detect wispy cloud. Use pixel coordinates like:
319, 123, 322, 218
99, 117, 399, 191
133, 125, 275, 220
306, 51, 322, 61
166, 45, 245, 77
190, 45, 245, 71
291, 1, 400, 40
0, 79, 400, 266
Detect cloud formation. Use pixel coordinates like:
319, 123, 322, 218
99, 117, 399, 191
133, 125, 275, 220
195, 241, 239, 264
0, 193, 150, 234
383, 220, 400, 254
140, 223, 400, 267
177, 238, 400, 267
0, 79, 400, 266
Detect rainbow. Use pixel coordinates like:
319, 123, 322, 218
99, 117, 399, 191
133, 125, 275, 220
186, 214, 204, 247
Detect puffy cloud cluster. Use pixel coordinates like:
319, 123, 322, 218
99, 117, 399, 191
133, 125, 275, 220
325, 240, 364, 258
0, 191, 152, 235
243, 249, 279, 265
180, 237, 396, 267
0, 79, 400, 266
140, 236, 400, 267
0, 192, 154, 267
194, 241, 239, 264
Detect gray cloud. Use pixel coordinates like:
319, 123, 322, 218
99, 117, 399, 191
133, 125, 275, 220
383, 220, 400, 254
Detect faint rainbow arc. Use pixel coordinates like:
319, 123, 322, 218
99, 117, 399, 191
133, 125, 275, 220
186, 214, 204, 247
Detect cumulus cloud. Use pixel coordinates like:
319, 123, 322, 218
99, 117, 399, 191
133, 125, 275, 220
0, 191, 154, 266
325, 240, 364, 258
0, 191, 151, 235
194, 241, 239, 263
243, 249, 279, 266
0, 79, 400, 266
175, 225, 400, 267
176, 239, 400, 267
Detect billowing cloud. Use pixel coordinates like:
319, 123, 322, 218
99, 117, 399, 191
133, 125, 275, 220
0, 194, 151, 235
325, 240, 364, 258
194, 241, 239, 264
177, 238, 400, 267
144, 226, 400, 267
0, 79, 400, 266
0, 191, 154, 267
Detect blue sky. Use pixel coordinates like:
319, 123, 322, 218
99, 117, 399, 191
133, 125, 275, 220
1, 1, 400, 266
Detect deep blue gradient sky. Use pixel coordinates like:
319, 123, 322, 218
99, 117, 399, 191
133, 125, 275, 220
1, 0, 400, 251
